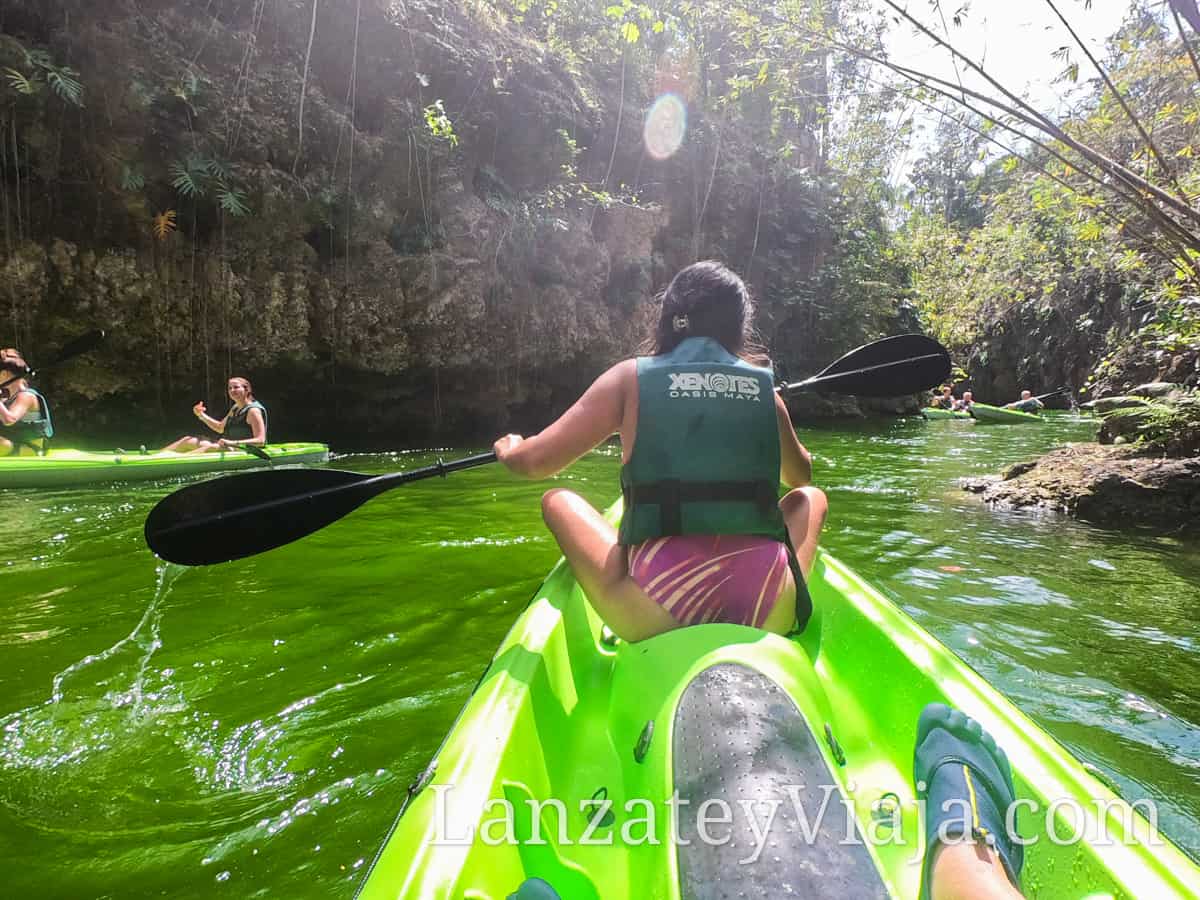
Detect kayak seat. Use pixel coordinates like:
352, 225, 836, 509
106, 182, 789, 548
673, 663, 888, 899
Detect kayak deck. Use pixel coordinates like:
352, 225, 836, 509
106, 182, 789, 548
920, 408, 971, 420
358, 506, 1200, 900
970, 403, 1044, 424
0, 442, 329, 488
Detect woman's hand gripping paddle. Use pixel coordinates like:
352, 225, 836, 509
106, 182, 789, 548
145, 334, 950, 566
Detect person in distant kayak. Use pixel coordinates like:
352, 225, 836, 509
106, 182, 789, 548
930, 386, 955, 409
952, 390, 974, 412
493, 260, 825, 642
164, 376, 267, 452
0, 348, 54, 456
1005, 390, 1044, 414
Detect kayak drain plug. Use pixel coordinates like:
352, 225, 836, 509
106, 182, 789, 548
634, 720, 654, 763
871, 792, 901, 832
824, 723, 846, 766
582, 787, 616, 829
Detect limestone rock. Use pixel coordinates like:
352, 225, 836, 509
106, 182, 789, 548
962, 444, 1200, 530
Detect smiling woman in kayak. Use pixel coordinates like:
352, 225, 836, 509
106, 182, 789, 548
163, 376, 267, 452
493, 261, 826, 642
0, 349, 54, 456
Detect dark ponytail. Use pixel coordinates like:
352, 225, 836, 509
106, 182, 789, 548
642, 261, 767, 365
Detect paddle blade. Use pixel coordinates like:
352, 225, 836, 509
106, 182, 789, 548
796, 334, 950, 396
48, 330, 105, 367
145, 467, 380, 566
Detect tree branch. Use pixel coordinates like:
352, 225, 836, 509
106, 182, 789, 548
871, 0, 1200, 230
1169, 1, 1200, 86
1043, 0, 1183, 197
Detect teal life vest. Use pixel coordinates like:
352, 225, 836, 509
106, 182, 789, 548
225, 400, 267, 441
618, 336, 812, 630
6, 387, 53, 453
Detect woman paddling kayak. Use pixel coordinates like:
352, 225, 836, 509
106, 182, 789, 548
488, 257, 1028, 899
493, 260, 827, 642
163, 376, 267, 453
0, 349, 54, 456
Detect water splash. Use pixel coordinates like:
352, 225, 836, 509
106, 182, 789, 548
1, 563, 188, 775
50, 563, 185, 710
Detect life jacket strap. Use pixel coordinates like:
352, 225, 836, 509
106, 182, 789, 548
622, 479, 779, 536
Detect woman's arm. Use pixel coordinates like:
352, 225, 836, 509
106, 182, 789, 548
776, 392, 812, 488
0, 392, 34, 426
219, 407, 266, 449
193, 403, 227, 434
494, 360, 632, 479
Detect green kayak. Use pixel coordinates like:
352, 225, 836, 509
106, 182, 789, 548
357, 501, 1200, 900
920, 408, 971, 420
0, 442, 329, 488
969, 402, 1044, 424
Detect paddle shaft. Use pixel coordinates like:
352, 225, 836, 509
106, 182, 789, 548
781, 352, 947, 394
0, 330, 105, 392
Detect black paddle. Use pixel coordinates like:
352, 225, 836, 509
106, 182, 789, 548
145, 333, 950, 566
0, 329, 105, 393
240, 444, 272, 463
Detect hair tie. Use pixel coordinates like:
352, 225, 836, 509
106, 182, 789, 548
672, 314, 689, 333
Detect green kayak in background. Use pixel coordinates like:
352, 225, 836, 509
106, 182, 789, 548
356, 501, 1200, 900
0, 442, 329, 488
920, 408, 971, 420
970, 402, 1044, 424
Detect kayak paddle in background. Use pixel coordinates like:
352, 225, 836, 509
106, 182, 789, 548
779, 334, 949, 397
0, 329, 105, 393
144, 333, 950, 566
241, 444, 272, 463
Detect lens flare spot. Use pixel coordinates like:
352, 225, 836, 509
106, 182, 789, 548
644, 94, 687, 160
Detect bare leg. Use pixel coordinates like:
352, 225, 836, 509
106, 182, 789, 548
188, 439, 222, 453
757, 487, 827, 635
164, 436, 201, 452
540, 488, 681, 642
0, 436, 14, 456
930, 842, 1024, 900
779, 486, 828, 578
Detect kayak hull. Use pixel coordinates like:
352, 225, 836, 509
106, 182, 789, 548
0, 442, 329, 488
920, 408, 970, 420
969, 402, 1043, 424
357, 502, 1200, 900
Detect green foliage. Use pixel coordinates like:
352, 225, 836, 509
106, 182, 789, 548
3, 46, 84, 106
170, 155, 209, 197
4, 68, 37, 95
1102, 396, 1200, 455
217, 187, 250, 217
120, 165, 146, 191
423, 100, 458, 148
170, 155, 251, 216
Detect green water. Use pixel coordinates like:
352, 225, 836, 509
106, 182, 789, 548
2, 416, 1198, 897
